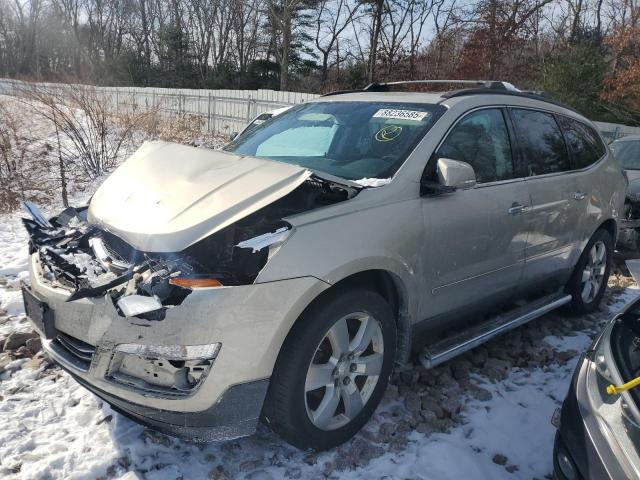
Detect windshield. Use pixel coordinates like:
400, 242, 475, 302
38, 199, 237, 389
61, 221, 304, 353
611, 139, 640, 170
225, 101, 445, 181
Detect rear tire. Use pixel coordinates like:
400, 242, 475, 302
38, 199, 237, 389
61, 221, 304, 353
566, 229, 613, 314
262, 288, 396, 451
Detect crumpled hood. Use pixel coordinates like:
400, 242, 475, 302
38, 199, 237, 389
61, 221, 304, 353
88, 141, 310, 252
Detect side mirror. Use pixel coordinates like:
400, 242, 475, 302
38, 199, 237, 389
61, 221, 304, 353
437, 158, 476, 189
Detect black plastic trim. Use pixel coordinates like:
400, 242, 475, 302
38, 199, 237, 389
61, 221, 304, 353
58, 363, 270, 441
441, 89, 580, 114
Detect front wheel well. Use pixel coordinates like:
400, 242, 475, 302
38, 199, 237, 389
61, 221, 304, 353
331, 270, 400, 316
320, 270, 412, 365
599, 218, 617, 242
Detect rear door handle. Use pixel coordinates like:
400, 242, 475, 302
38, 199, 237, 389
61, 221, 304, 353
508, 203, 526, 215
573, 191, 587, 201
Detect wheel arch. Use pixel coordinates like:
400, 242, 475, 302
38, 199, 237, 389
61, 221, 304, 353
575, 217, 618, 260
329, 270, 412, 365
277, 269, 414, 367
598, 217, 617, 244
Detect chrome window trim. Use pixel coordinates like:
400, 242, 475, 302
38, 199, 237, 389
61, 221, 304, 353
506, 106, 608, 181
427, 102, 609, 187
427, 104, 524, 187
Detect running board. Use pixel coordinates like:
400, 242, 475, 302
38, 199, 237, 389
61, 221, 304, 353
420, 293, 572, 369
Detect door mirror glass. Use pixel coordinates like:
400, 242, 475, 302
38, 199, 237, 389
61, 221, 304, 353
437, 158, 477, 189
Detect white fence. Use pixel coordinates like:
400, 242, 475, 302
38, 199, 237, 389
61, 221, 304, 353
0, 78, 319, 135
1, 78, 638, 140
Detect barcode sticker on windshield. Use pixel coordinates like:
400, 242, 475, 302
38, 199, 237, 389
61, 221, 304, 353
373, 109, 430, 122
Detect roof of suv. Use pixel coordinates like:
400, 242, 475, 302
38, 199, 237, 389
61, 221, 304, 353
311, 80, 584, 120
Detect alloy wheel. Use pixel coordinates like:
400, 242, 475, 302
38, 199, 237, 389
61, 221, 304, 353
304, 312, 384, 431
581, 240, 607, 303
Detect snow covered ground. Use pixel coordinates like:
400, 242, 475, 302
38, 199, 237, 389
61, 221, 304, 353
0, 184, 637, 480
1, 93, 638, 479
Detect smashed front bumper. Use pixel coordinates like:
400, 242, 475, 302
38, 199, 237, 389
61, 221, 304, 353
26, 252, 329, 440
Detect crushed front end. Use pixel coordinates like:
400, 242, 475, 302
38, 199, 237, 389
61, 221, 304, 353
20, 157, 353, 440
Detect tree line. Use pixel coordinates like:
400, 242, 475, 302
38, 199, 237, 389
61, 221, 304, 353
0, 0, 639, 124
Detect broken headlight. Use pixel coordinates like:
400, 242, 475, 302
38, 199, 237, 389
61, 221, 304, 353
176, 222, 294, 287
107, 342, 221, 396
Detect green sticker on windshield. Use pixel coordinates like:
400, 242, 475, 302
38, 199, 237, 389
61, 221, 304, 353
375, 125, 403, 142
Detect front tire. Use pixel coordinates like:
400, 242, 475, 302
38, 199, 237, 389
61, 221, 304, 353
566, 229, 613, 314
262, 288, 396, 451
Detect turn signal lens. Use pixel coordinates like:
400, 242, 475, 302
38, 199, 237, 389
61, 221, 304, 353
169, 277, 223, 289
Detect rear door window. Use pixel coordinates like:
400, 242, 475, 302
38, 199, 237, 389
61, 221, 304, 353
510, 109, 571, 176
435, 108, 514, 183
558, 116, 607, 169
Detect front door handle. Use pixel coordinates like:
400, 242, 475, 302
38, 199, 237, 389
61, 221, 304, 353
508, 203, 526, 215
573, 191, 587, 201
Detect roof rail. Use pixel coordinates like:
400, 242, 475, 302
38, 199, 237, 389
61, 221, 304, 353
442, 88, 579, 114
320, 79, 520, 97
362, 80, 520, 92
318, 80, 580, 115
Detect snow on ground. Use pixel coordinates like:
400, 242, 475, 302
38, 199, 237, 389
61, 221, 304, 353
1, 179, 637, 480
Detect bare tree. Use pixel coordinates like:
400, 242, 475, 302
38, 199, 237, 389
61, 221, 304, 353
379, 0, 415, 76
188, 0, 217, 83
19, 84, 139, 178
314, 0, 361, 87
232, 0, 263, 77
267, 0, 303, 90
366, 0, 385, 82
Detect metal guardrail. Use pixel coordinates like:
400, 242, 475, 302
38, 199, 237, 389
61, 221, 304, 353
0, 79, 319, 134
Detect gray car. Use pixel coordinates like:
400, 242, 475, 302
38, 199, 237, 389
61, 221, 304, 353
611, 135, 640, 252
553, 259, 640, 480
21, 80, 626, 450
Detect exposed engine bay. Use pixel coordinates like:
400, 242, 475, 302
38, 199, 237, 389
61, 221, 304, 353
23, 175, 356, 320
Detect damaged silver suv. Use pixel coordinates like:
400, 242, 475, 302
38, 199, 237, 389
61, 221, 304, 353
22, 80, 626, 451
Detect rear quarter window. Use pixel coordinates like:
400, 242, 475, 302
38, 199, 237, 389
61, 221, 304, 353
558, 116, 607, 169
510, 108, 571, 176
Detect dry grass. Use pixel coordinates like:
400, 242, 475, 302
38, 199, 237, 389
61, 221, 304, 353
0, 88, 227, 214
0, 99, 58, 212
121, 110, 224, 148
